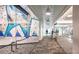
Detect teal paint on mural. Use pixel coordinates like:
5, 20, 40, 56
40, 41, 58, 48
5, 23, 17, 36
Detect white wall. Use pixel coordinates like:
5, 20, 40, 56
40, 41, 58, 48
57, 36, 72, 53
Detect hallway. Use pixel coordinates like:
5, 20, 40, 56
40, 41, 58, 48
0, 5, 72, 54
0, 37, 66, 54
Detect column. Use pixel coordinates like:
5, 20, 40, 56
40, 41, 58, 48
73, 5, 79, 53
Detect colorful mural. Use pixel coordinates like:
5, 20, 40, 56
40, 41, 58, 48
30, 18, 39, 36
0, 5, 32, 38
0, 5, 39, 38
0, 6, 7, 36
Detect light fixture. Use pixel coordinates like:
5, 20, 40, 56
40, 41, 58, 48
56, 20, 72, 23
45, 6, 51, 15
67, 14, 72, 17
46, 12, 51, 15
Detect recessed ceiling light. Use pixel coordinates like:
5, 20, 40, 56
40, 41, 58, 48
67, 15, 72, 17
46, 12, 51, 15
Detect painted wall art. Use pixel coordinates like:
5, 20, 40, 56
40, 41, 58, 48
0, 5, 39, 38
30, 18, 39, 36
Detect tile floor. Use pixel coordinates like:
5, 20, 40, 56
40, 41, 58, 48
0, 38, 66, 54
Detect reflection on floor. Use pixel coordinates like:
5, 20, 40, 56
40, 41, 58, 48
0, 38, 66, 54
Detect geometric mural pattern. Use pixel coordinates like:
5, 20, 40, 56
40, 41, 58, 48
0, 5, 39, 39
0, 5, 31, 38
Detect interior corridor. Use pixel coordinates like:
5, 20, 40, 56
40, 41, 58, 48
0, 5, 74, 54
0, 37, 65, 54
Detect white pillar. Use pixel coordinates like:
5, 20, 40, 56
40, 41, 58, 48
39, 19, 43, 40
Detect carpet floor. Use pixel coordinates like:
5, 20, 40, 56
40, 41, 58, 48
0, 38, 66, 54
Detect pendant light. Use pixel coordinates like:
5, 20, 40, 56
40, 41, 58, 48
45, 6, 51, 15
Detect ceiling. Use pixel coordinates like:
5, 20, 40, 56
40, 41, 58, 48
56, 6, 72, 25
61, 6, 72, 20
28, 5, 71, 22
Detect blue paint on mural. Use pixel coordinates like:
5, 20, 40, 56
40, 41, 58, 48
16, 31, 21, 37
0, 5, 35, 38
32, 31, 37, 36
19, 24, 30, 38
7, 32, 12, 37
5, 23, 17, 36
0, 31, 4, 36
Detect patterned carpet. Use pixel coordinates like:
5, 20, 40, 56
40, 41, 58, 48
0, 38, 66, 54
